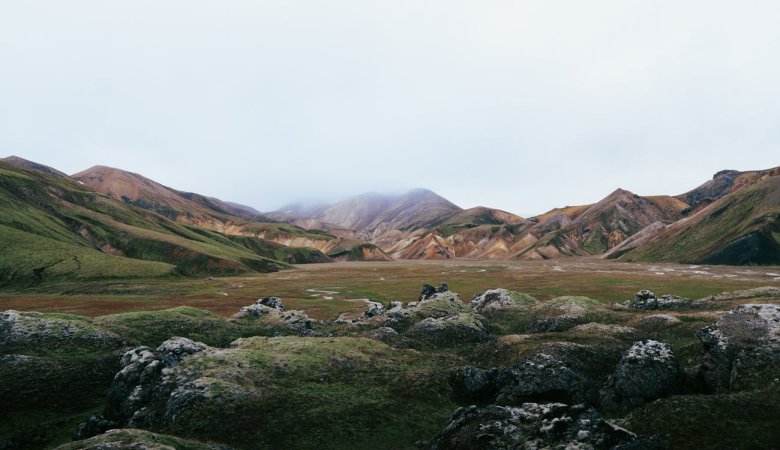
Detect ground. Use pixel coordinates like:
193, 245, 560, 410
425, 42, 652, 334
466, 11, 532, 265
1, 259, 778, 320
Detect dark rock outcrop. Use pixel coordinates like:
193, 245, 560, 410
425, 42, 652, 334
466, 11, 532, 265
601, 340, 680, 413
452, 350, 598, 406
624, 290, 692, 310
469, 288, 536, 312
98, 337, 208, 434
695, 303, 780, 392
428, 402, 660, 450
420, 283, 437, 300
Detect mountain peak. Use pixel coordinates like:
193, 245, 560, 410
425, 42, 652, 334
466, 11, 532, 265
1, 155, 67, 177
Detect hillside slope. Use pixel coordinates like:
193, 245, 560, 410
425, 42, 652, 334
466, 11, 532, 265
0, 161, 330, 287
622, 174, 780, 265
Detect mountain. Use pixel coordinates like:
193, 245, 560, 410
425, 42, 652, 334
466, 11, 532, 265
677, 167, 780, 214
513, 190, 688, 260
620, 170, 780, 265
285, 188, 463, 237
73, 165, 268, 226
1, 155, 67, 177
0, 160, 338, 288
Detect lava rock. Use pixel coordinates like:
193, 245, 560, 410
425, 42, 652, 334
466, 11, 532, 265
420, 283, 437, 300
102, 337, 208, 428
624, 291, 692, 310
601, 340, 680, 413
428, 402, 657, 450
469, 288, 536, 312
695, 303, 780, 392
405, 314, 488, 347
73, 415, 116, 441
452, 350, 597, 406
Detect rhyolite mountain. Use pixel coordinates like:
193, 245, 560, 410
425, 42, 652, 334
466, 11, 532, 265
1, 156, 779, 273
0, 159, 343, 287
619, 170, 780, 265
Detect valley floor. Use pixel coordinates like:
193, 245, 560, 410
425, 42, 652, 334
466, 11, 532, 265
1, 259, 779, 319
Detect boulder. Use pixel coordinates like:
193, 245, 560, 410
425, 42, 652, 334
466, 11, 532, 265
419, 283, 437, 300
601, 340, 680, 413
101, 337, 208, 430
405, 313, 488, 347
469, 288, 536, 312
0, 310, 124, 354
428, 402, 658, 450
363, 302, 385, 318
529, 296, 599, 333
452, 349, 597, 405
695, 303, 780, 392
234, 298, 315, 335
435, 283, 449, 293
624, 290, 692, 310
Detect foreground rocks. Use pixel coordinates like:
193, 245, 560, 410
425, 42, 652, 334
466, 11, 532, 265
233, 297, 316, 335
452, 348, 599, 405
624, 290, 692, 310
696, 303, 780, 392
601, 340, 680, 413
428, 402, 662, 450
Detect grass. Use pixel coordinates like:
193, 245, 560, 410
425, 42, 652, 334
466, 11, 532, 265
2, 259, 778, 320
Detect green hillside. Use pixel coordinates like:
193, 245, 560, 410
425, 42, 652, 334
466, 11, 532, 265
622, 175, 780, 265
0, 161, 330, 288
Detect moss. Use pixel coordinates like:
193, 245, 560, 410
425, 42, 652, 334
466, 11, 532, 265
621, 385, 780, 449
153, 336, 458, 449
53, 429, 225, 450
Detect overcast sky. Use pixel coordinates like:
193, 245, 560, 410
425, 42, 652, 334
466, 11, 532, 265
1, 1, 779, 216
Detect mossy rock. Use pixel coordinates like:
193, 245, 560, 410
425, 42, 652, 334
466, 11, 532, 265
1, 310, 125, 357
54, 428, 227, 450
95, 307, 267, 348
116, 336, 458, 450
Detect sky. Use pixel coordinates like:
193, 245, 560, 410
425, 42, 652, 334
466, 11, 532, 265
1, 1, 779, 217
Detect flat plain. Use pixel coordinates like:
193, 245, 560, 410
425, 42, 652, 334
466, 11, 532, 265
2, 258, 779, 319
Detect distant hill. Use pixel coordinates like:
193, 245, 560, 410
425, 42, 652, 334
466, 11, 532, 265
0, 160, 337, 288
1, 155, 67, 177
621, 170, 780, 265
2, 156, 778, 269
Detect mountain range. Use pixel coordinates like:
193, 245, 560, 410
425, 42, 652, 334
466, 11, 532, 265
1, 155, 778, 287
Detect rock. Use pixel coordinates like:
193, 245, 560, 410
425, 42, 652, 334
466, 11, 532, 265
258, 297, 285, 310
624, 290, 692, 310
529, 315, 583, 333
388, 301, 403, 309
469, 288, 536, 312
695, 303, 780, 392
367, 326, 399, 341
363, 302, 385, 318
528, 296, 599, 333
435, 283, 449, 293
452, 349, 597, 405
103, 338, 208, 428
73, 415, 116, 441
238, 297, 285, 317
405, 314, 488, 347
234, 298, 316, 335
0, 310, 124, 354
601, 340, 680, 413
57, 429, 231, 450
635, 315, 681, 330
428, 402, 657, 450
157, 337, 207, 368
419, 283, 437, 300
